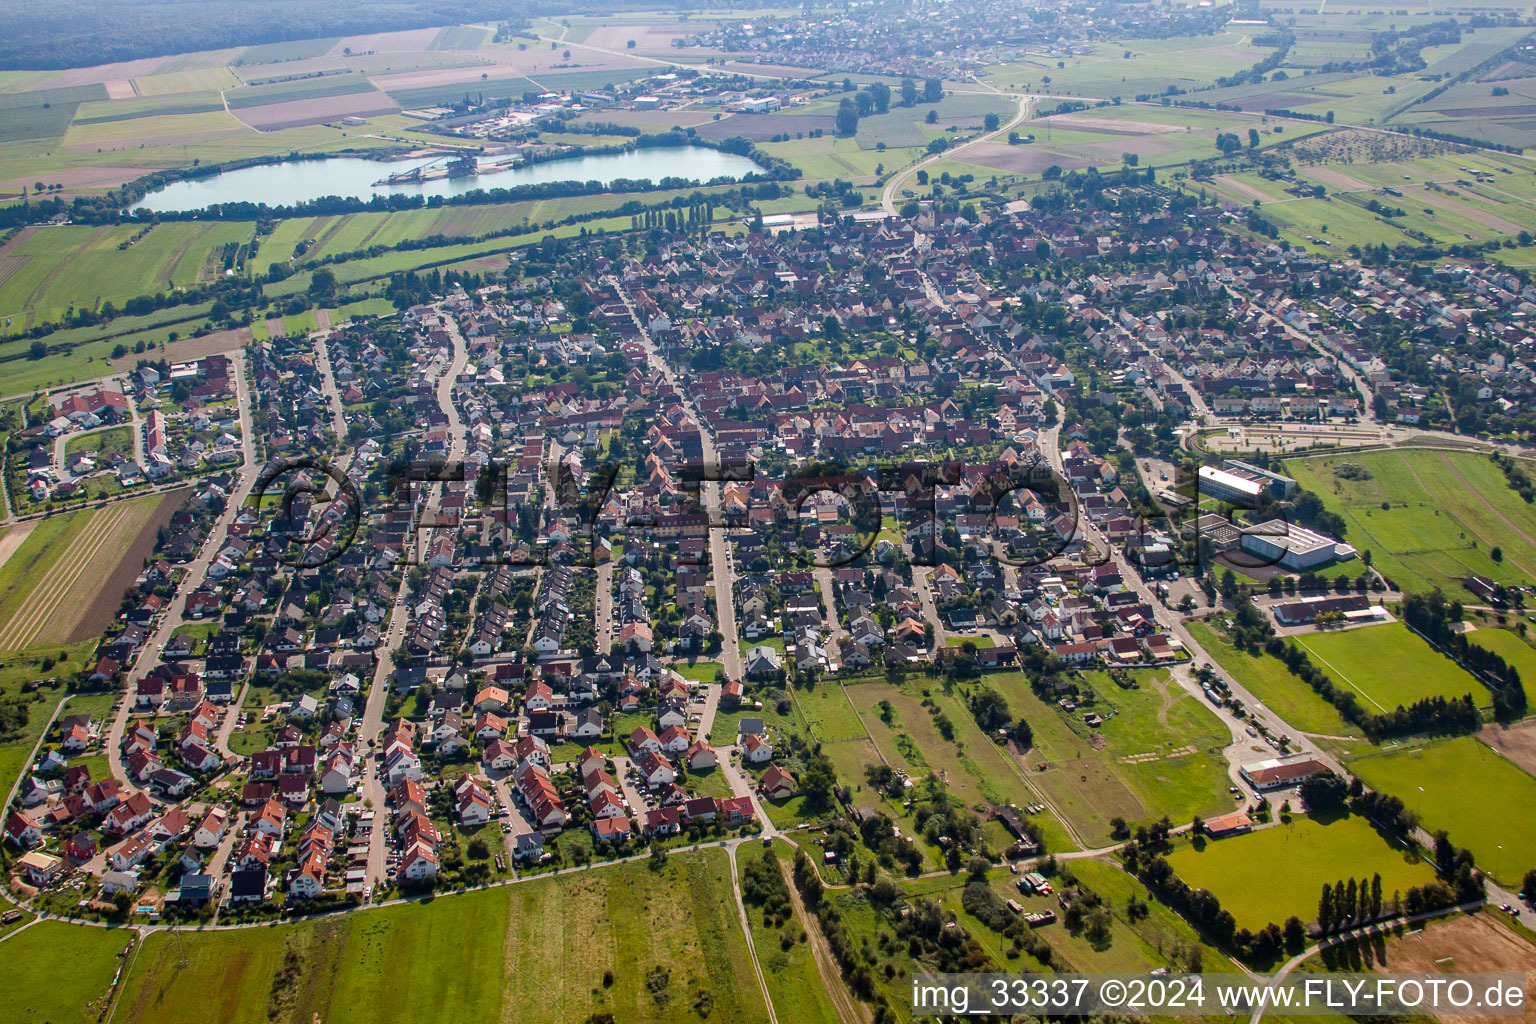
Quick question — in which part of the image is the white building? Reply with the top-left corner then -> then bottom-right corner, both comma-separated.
1239,519 -> 1355,571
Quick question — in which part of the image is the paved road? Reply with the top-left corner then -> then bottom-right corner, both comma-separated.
105,353 -> 259,796
312,331 -> 348,440
356,304 -> 469,887
695,681 -> 723,744
606,275 -> 743,679
910,565 -> 950,648
812,566 -> 847,655
881,93 -> 1032,215
489,776 -> 531,881
594,558 -> 614,656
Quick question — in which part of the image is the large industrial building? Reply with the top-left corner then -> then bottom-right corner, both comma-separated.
1239,518 -> 1356,571
1197,460 -> 1298,505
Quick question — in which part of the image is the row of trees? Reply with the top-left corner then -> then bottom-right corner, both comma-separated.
1221,588 -> 1484,740
1399,590 -> 1526,719
1317,874 -> 1385,934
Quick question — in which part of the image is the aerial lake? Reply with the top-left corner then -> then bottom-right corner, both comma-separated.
129,146 -> 766,213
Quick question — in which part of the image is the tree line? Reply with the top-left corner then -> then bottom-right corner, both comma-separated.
1399,589 -> 1526,720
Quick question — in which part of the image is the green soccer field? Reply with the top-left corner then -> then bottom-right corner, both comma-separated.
1166,813 -> 1437,931
1349,735 -> 1536,885
1291,621 -> 1486,713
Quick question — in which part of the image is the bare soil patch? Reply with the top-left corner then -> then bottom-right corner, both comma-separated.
465,44 -> 643,77
582,25 -> 649,51
1039,113 -> 1186,135
0,521 -> 38,576
1359,912 -> 1536,1024
71,487 -> 189,643
327,28 -> 440,56
1405,184 -> 1527,235
1212,174 -> 1273,204
108,327 -> 249,373
371,65 -> 520,92
961,141 -> 1093,174
1074,135 -> 1189,160
1303,165 -> 1376,193
692,113 -> 835,141
1229,92 -> 1319,111
0,167 -> 157,194
233,90 -> 400,131
0,255 -> 31,292
102,79 -> 137,100
1479,718 -> 1536,776
47,56 -> 170,89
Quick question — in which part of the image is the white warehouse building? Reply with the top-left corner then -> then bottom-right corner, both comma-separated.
1239,519 -> 1355,571
1198,465 -> 1264,505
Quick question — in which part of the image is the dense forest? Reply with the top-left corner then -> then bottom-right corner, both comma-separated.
0,0 -> 727,70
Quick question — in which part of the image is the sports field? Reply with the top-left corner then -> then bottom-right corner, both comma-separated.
1285,449 -> 1536,595
1348,735 -> 1536,885
1187,618 -> 1362,739
111,849 -> 770,1024
1165,814 -> 1437,931
1291,621 -> 1485,712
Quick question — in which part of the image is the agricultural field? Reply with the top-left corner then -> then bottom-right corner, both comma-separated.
0,510 -> 96,641
0,84 -> 109,144
1348,735 -> 1536,885
1343,910 -> 1536,984
0,491 -> 180,650
0,220 -> 255,331
0,920 -> 133,1024
1285,449 -> 1536,596
1165,813 -> 1437,931
113,848 -> 771,1024
1186,618 -> 1362,740
757,135 -> 918,182
984,33 -> 1278,100
984,669 -> 1236,848
1190,127 -> 1536,252
787,680 -> 885,804
1291,621 -> 1486,713
841,677 -> 1050,816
